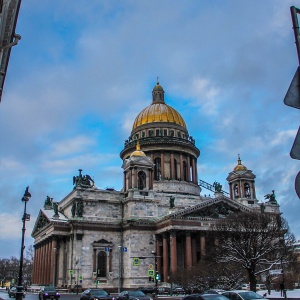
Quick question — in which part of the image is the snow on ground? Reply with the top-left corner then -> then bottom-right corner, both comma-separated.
257,289 -> 300,299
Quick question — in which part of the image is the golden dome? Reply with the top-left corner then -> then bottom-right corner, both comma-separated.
132,82 -> 186,130
234,154 -> 247,171
130,141 -> 146,157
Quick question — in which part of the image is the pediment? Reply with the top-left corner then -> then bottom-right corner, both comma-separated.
168,196 -> 251,220
31,210 -> 51,236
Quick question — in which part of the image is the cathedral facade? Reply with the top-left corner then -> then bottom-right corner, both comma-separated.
31,83 -> 280,291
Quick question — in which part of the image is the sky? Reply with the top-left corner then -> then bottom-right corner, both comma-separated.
0,0 -> 300,259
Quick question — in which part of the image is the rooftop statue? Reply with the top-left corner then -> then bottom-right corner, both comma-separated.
264,190 -> 278,205
52,201 -> 59,216
213,181 -> 222,192
73,169 -> 94,189
169,196 -> 175,208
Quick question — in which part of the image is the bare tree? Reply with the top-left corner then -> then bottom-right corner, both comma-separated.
211,212 -> 296,292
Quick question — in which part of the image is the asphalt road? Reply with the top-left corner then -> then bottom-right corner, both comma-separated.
0,292 -> 81,300
0,291 -> 181,300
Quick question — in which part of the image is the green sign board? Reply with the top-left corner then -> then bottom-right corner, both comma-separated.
133,258 -> 140,266
148,269 -> 154,277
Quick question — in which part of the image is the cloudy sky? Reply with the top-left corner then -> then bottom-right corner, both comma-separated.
0,0 -> 300,259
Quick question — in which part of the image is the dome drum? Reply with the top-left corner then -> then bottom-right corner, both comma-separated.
120,136 -> 199,159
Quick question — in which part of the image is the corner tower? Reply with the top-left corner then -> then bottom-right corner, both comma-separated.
120,82 -> 200,196
226,155 -> 258,206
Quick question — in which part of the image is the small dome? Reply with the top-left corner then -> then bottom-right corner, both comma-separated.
234,155 -> 247,171
130,141 -> 146,157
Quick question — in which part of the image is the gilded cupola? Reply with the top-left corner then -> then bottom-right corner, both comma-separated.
132,82 -> 186,130
233,154 -> 247,171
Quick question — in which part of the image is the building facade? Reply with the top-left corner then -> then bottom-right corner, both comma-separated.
31,82 -> 280,291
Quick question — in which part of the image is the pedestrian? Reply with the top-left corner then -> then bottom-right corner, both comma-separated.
280,282 -> 285,297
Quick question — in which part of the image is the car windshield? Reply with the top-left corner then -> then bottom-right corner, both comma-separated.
238,292 -> 263,300
128,291 -> 146,297
91,290 -> 108,296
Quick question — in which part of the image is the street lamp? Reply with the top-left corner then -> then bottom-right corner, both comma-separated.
16,187 -> 31,300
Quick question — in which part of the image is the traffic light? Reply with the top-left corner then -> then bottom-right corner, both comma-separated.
284,6 -> 300,198
155,272 -> 160,281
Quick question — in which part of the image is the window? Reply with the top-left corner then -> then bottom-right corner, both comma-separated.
164,129 -> 167,136
97,251 -> 107,277
183,161 -> 187,181
138,171 -> 146,190
156,129 -> 160,136
234,184 -> 239,197
244,183 -> 251,198
154,158 -> 161,180
174,158 -> 178,179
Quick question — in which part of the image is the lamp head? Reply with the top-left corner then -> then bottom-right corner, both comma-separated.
22,186 -> 31,202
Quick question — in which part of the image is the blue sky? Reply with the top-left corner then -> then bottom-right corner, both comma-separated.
0,0 -> 300,258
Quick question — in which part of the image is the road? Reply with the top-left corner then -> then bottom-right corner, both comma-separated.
0,291 -> 181,300
0,292 -> 81,300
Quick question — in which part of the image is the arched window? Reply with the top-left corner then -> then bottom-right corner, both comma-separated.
138,171 -> 146,190
97,251 -> 107,277
244,183 -> 251,198
183,161 -> 187,181
234,184 -> 239,197
174,158 -> 178,179
154,158 -> 161,180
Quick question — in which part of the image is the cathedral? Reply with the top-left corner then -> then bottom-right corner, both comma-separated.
31,82 -> 280,291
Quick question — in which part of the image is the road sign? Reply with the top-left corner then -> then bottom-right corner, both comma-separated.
69,270 -> 74,275
148,269 -> 154,277
149,264 -> 153,269
269,269 -> 283,275
284,67 -> 300,109
105,247 -> 110,252
123,247 -> 127,252
133,258 -> 140,266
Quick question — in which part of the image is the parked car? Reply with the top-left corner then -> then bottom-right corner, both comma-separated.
256,284 -> 266,291
172,287 -> 186,294
116,290 -> 153,300
157,287 -> 171,295
9,287 -> 26,298
80,288 -> 114,300
222,290 -> 267,300
182,293 -> 229,300
236,284 -> 250,291
136,287 -> 157,294
38,287 -> 60,300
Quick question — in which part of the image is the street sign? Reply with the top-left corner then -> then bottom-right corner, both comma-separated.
69,270 -> 74,275
269,269 -> 283,275
133,258 -> 140,266
123,247 -> 127,252
284,67 -> 300,109
149,264 -> 153,269
105,247 -> 110,252
148,269 -> 154,277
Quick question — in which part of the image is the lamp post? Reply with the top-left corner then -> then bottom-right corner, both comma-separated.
118,246 -> 122,294
16,187 -> 31,300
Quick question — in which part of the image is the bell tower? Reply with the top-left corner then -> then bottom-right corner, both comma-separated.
226,155 -> 258,206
